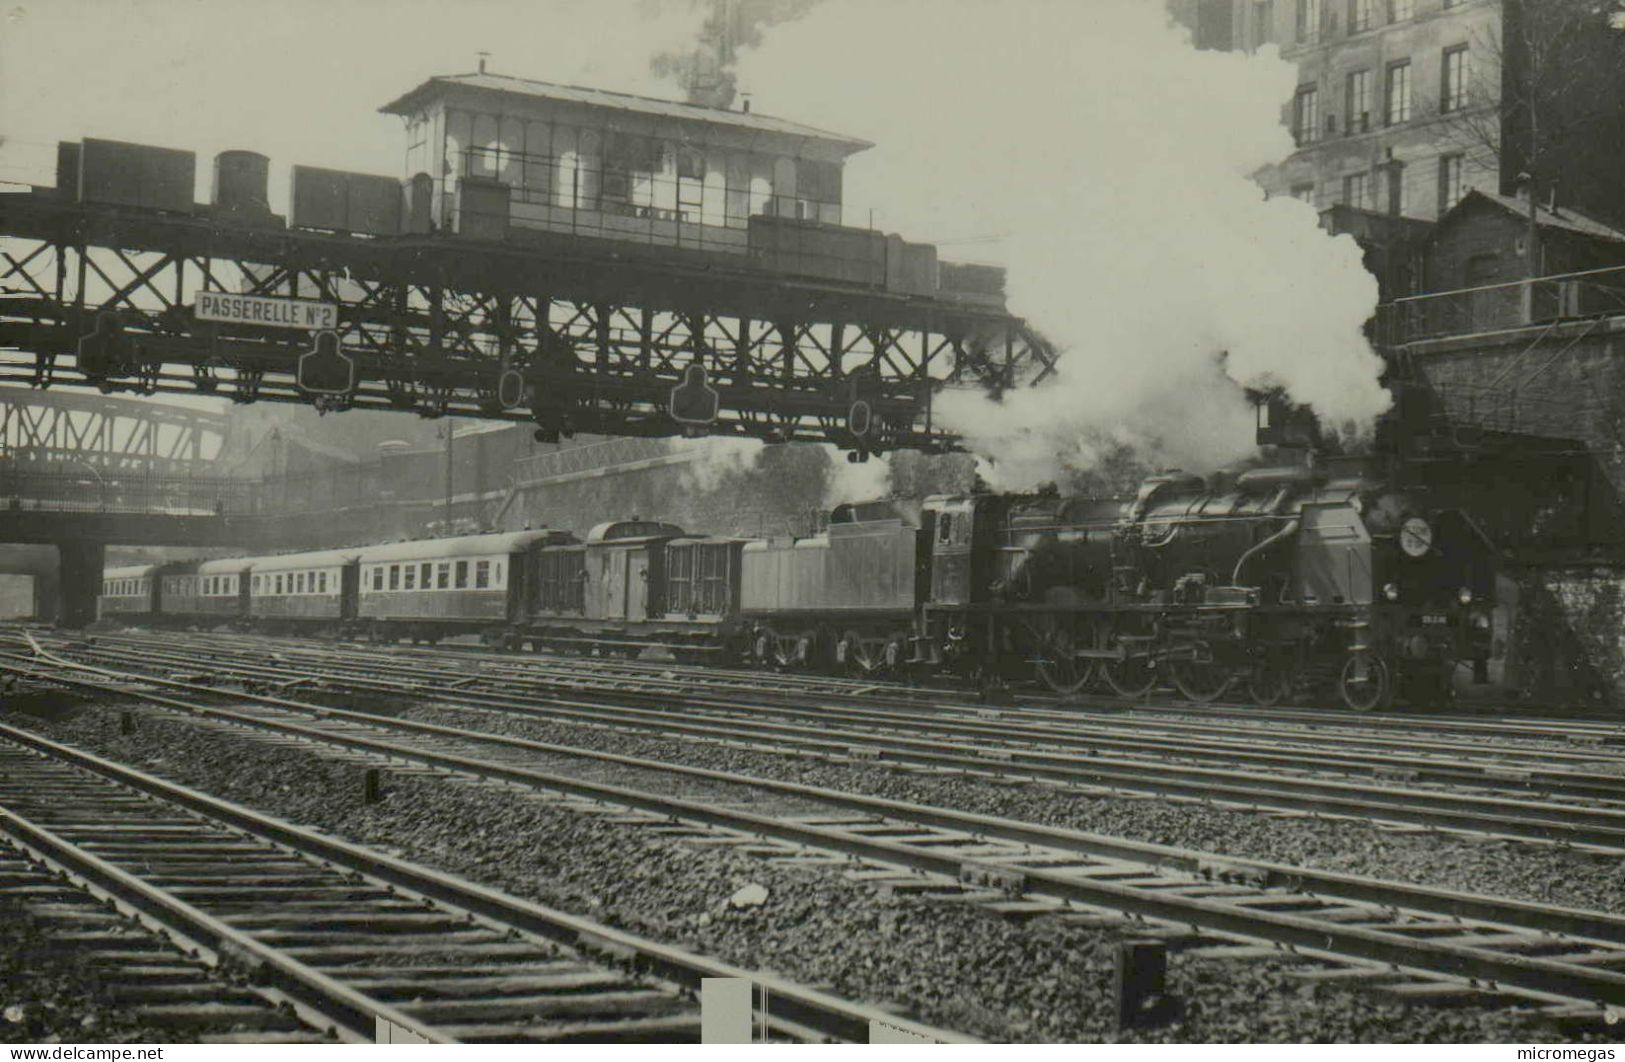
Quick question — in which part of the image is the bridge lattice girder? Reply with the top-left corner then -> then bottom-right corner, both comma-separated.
0,194 -> 1056,452
0,381 -> 228,476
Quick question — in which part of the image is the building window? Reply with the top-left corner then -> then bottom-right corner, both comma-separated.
1348,0 -> 1373,32
1252,0 -> 1274,46
1296,0 -> 1321,43
1386,161 -> 1408,216
1439,153 -> 1466,212
1385,61 -> 1411,125
1441,45 -> 1470,113
1342,171 -> 1370,209
1388,0 -> 1413,19
1345,69 -> 1371,133
1294,85 -> 1321,145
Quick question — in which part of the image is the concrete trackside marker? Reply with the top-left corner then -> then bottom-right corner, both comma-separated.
869,1019 -> 936,1044
377,1016 -> 432,1044
701,977 -> 753,1043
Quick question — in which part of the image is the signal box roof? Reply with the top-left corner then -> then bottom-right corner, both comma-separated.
380,72 -> 873,155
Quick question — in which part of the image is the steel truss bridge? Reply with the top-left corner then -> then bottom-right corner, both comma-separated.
0,192 -> 1054,453
0,384 -> 228,476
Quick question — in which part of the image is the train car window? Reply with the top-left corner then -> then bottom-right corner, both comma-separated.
420,562 -> 432,588
475,560 -> 490,589
372,566 -> 384,592
938,514 -> 954,544
318,571 -> 327,593
403,565 -> 416,591
494,562 -> 503,587
456,560 -> 469,589
272,575 -> 281,594
437,563 -> 450,589
388,565 -> 400,591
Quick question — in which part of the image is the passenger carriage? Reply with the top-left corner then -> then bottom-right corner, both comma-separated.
98,564 -> 160,623
188,558 -> 250,625
245,547 -> 361,632
356,530 -> 562,643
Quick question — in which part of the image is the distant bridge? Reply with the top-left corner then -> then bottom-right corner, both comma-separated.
0,384 -> 229,476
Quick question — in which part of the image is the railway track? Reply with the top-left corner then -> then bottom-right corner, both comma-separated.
28,632 -> 1625,850
0,720 -> 967,1044
79,626 -> 1625,758
9,641 -> 1625,1026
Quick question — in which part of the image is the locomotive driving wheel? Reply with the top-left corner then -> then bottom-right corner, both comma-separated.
1033,616 -> 1094,697
1339,654 -> 1392,712
1245,654 -> 1296,707
1170,650 -> 1236,704
1101,615 -> 1157,699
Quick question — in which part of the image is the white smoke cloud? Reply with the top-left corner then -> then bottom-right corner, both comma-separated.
673,435 -> 764,492
823,451 -> 891,508
737,0 -> 1390,489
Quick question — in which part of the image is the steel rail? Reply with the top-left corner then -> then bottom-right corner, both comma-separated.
13,643 -> 1625,1011
0,800 -> 446,1044
33,637 -> 1625,847
81,628 -> 1625,769
69,625 -> 1625,747
74,632 -> 1625,799
0,720 -> 973,1046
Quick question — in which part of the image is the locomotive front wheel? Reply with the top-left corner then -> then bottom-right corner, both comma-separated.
1339,655 -> 1392,712
1034,621 -> 1094,697
1170,659 -> 1236,704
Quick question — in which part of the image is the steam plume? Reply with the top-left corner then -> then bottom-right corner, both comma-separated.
736,0 -> 1390,488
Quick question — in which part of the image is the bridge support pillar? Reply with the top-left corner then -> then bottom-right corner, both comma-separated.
56,541 -> 104,629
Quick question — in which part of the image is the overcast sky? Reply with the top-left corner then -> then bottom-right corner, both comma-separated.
0,0 -> 700,210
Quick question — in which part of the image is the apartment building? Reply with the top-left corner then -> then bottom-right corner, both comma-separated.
1243,0 -> 1502,220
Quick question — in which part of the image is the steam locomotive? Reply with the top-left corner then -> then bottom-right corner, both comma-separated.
922,455 -> 1495,711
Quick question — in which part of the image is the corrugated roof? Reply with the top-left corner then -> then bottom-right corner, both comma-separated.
380,73 -> 873,154
356,530 -> 559,564
1449,190 -> 1625,244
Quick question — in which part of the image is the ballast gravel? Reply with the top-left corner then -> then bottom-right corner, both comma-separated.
390,701 -> 1625,916
14,701 -> 1621,1044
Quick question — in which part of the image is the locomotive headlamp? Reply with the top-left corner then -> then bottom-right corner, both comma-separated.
1382,582 -> 1400,602
1457,587 -> 1474,606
